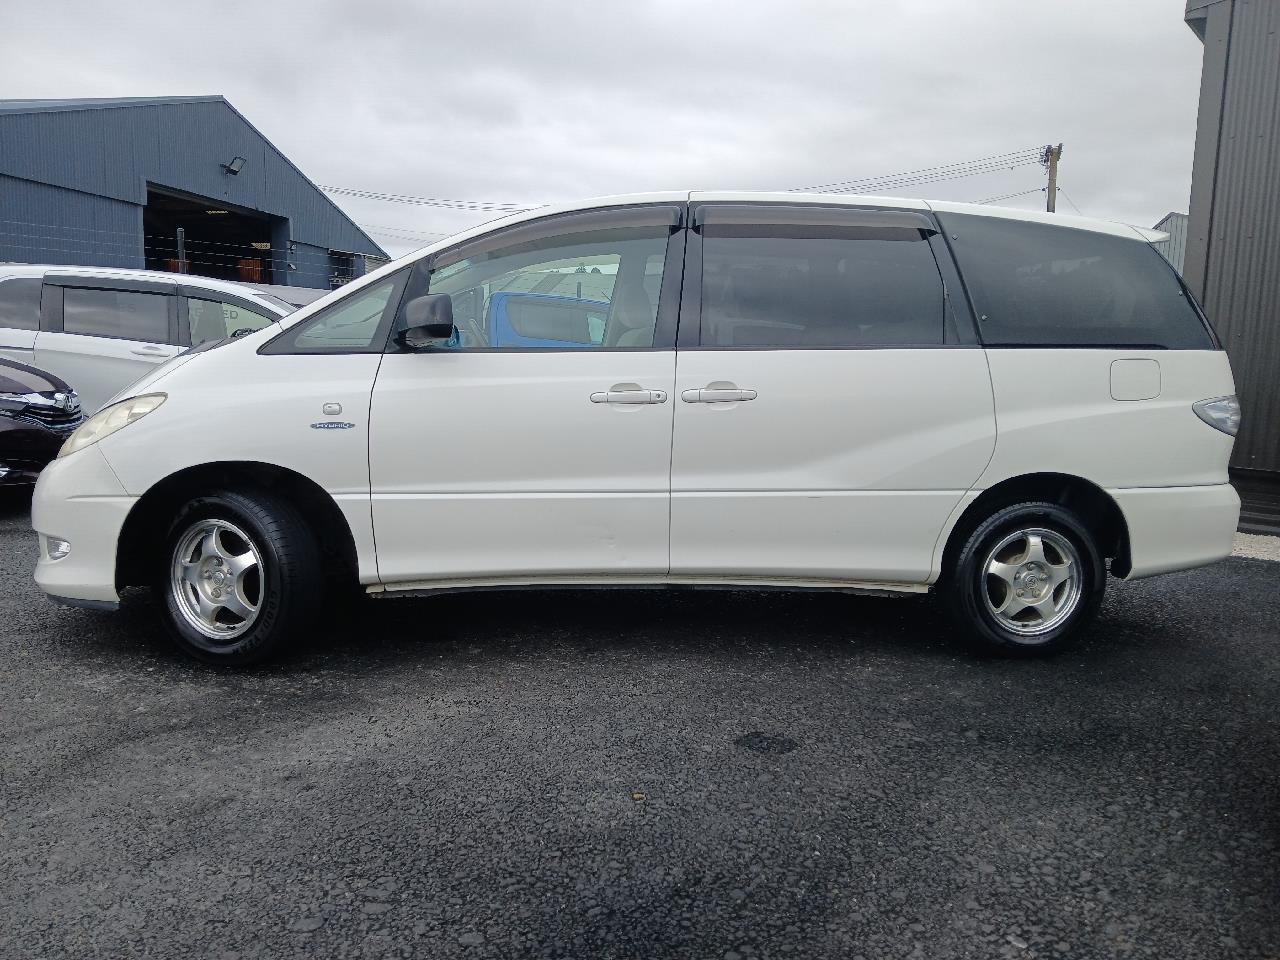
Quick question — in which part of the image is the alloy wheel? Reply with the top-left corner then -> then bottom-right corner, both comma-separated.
981,526 -> 1083,640
169,519 -> 264,642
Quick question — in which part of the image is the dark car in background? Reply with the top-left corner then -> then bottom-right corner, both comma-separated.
0,359 -> 83,484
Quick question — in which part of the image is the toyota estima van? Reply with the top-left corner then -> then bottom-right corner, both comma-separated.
31,192 -> 1241,664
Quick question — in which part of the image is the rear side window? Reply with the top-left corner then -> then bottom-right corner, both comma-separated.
62,288 -> 170,343
938,213 -> 1214,349
699,234 -> 948,348
0,278 -> 42,331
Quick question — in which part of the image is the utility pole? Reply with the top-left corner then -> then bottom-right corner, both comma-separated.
176,227 -> 188,274
1041,143 -> 1063,212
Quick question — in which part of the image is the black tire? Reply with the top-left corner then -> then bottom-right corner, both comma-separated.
943,501 -> 1105,656
158,488 -> 322,665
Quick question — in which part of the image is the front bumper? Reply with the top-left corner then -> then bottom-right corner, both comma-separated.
32,446 -> 135,605
1110,483 -> 1240,579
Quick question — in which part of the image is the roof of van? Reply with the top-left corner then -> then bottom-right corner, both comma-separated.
0,264 -> 290,314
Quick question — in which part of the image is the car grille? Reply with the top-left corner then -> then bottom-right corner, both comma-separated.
17,406 -> 84,434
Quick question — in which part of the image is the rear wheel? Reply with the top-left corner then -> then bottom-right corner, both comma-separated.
944,501 -> 1105,655
160,489 -> 321,665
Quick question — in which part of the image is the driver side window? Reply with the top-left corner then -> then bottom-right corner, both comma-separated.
422,224 -> 670,350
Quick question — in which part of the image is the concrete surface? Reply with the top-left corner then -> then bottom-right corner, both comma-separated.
1233,532 -> 1280,562
1,488 -> 1277,960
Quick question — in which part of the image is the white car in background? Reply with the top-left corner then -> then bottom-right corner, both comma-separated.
31,192 -> 1241,665
0,265 -> 291,412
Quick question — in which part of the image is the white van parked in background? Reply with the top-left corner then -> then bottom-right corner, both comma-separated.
31,192 -> 1241,664
0,265 -> 290,412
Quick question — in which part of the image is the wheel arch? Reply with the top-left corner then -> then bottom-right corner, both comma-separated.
115,461 -> 361,590
938,473 -> 1132,581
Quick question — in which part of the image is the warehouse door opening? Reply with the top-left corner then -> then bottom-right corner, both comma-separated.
143,187 -> 278,283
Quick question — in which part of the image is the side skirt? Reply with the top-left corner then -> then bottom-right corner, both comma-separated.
366,576 -> 928,600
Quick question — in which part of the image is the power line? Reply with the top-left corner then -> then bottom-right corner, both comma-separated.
324,148 -> 1048,214
791,148 -> 1043,194
816,159 -> 1044,196
976,187 -> 1045,205
1057,187 -> 1084,215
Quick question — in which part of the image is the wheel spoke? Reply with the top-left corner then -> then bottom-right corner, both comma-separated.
179,561 -> 202,585
987,560 -> 1021,587
1029,591 -> 1059,621
199,529 -> 230,562
997,592 -> 1029,619
194,589 -> 222,626
226,550 -> 257,578
1023,533 -> 1048,567
1046,559 -> 1073,589
222,590 -> 257,622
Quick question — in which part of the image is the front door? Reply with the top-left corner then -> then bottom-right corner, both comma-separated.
368,203 -> 686,586
669,200 -> 996,585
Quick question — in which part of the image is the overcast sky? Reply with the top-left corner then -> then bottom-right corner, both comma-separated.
0,0 -> 1206,257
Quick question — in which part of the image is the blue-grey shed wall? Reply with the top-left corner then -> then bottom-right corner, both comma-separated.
0,173 -> 142,268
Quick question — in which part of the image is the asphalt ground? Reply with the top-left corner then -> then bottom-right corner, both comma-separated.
1,487 -> 1277,960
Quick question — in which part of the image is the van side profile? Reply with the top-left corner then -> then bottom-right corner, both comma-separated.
31,192 -> 1240,664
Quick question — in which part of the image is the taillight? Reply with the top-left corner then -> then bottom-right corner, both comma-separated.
1193,395 -> 1241,436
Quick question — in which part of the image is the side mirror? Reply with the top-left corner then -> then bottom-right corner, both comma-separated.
396,294 -> 456,350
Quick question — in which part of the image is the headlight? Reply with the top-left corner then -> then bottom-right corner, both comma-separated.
58,393 -> 166,459
1192,395 -> 1241,437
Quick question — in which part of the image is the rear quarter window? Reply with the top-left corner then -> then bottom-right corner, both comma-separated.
937,213 -> 1215,349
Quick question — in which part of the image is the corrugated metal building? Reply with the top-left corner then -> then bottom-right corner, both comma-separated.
1151,211 -> 1189,275
1184,0 -> 1280,531
0,96 -> 387,289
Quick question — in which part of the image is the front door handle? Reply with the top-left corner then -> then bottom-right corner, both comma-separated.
589,385 -> 668,404
131,345 -> 170,357
680,385 -> 758,403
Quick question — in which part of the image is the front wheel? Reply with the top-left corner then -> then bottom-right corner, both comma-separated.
944,501 -> 1105,656
160,489 -> 322,665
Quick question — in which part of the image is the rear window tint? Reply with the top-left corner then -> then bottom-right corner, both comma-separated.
938,213 -> 1214,349
63,287 -> 170,343
0,278 -> 41,331
700,234 -> 949,348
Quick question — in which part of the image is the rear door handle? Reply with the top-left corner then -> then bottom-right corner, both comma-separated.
680,386 -> 758,403
589,386 -> 668,404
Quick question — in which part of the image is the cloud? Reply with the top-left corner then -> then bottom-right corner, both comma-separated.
0,0 -> 1205,255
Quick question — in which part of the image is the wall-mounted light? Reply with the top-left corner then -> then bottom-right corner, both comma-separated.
221,156 -> 247,176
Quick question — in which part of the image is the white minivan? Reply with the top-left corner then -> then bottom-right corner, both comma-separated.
31,192 -> 1241,664
0,265 -> 290,412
